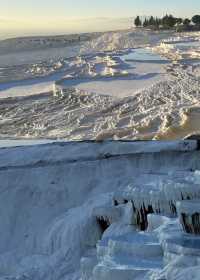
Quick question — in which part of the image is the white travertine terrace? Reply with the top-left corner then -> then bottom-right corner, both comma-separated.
0,140 -> 200,279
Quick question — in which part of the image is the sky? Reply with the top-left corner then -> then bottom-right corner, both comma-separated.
0,0 -> 200,38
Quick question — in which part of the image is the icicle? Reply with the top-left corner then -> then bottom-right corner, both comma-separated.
177,200 -> 200,235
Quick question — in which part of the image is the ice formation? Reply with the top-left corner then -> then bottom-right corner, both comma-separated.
177,200 -> 200,234
112,173 -> 200,231
0,140 -> 200,279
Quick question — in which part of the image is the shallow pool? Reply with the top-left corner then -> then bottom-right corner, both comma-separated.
0,139 -> 60,148
121,48 -> 168,62
174,41 -> 200,48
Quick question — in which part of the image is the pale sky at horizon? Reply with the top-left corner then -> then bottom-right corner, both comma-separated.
0,0 -> 200,38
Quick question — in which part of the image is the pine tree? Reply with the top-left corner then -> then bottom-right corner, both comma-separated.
143,18 -> 149,28
134,16 -> 142,27
149,16 -> 155,26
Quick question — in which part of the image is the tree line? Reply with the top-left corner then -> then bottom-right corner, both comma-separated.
134,14 -> 200,31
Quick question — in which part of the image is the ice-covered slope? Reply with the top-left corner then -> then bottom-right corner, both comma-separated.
0,140 -> 200,280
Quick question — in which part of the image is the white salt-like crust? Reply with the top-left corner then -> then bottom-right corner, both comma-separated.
1,29 -> 200,279
114,171 -> 200,217
0,31 -> 200,141
0,141 -> 200,279
177,200 -> 200,215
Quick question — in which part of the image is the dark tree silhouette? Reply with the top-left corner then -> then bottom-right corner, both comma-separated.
149,16 -> 155,26
138,14 -> 200,31
192,15 -> 200,25
183,18 -> 191,26
162,15 -> 177,28
134,16 -> 142,27
176,18 -> 183,25
143,18 -> 149,27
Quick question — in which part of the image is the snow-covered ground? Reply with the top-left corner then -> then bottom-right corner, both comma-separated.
0,140 -> 200,280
